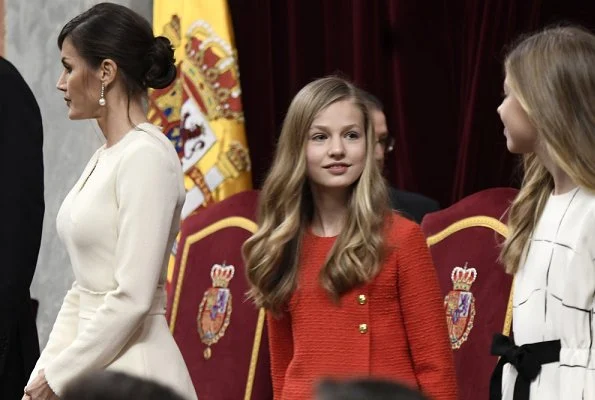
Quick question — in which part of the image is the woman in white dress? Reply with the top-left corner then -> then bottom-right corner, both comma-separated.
491,26 -> 595,400
23,3 -> 197,400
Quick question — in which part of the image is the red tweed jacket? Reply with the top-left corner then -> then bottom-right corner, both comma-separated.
268,213 -> 458,400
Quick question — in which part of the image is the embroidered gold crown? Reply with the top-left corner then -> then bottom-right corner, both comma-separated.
450,263 -> 477,291
161,14 -> 181,49
210,264 -> 235,288
183,20 -> 244,122
227,141 -> 251,171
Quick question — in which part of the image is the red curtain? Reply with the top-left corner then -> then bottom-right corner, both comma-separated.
229,0 -> 595,207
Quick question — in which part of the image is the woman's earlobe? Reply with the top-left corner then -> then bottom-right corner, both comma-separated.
100,59 -> 118,85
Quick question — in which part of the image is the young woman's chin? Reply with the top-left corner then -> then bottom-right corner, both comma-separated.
506,139 -> 532,155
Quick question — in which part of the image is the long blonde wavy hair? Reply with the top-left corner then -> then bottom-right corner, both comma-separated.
501,26 -> 595,274
243,76 -> 390,313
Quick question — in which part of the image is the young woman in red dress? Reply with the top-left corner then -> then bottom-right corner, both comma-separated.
244,76 -> 457,400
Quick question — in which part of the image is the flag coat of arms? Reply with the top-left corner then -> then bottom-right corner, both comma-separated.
149,0 -> 252,290
150,0 -> 251,220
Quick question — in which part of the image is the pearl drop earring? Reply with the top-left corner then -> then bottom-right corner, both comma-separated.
99,82 -> 106,106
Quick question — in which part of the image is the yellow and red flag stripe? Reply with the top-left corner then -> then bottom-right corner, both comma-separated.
149,0 -> 251,294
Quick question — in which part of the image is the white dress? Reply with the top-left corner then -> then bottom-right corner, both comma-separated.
502,187 -> 595,399
28,123 -> 197,399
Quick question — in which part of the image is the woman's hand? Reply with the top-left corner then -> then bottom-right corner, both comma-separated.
24,370 -> 59,400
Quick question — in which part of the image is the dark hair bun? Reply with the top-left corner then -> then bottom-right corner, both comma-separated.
144,36 -> 177,89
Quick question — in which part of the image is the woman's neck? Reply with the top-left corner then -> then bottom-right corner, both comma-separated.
309,186 -> 350,237
97,96 -> 148,148
536,146 -> 577,195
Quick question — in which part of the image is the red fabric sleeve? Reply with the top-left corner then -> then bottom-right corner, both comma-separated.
267,310 -> 294,399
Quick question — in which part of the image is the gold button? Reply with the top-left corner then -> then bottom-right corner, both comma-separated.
358,294 -> 367,305
359,323 -> 368,334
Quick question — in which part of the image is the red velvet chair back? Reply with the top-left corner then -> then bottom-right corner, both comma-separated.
167,190 -> 272,400
421,187 -> 518,400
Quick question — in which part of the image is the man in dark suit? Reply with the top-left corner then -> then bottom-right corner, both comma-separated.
0,57 -> 44,399
359,89 -> 439,223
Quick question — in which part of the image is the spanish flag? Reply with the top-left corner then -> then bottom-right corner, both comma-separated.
149,0 -> 251,294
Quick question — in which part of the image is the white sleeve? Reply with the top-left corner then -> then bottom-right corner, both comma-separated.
559,210 -> 595,399
43,143 -> 181,396
28,283 -> 80,383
